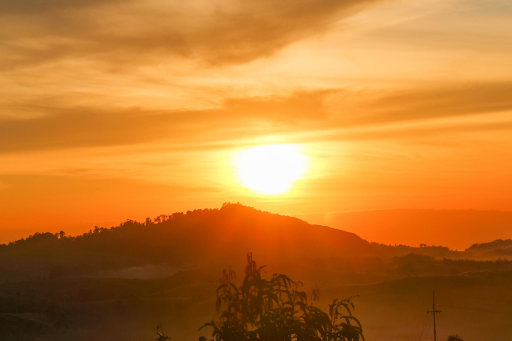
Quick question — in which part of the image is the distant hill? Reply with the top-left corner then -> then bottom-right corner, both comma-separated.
0,203 -> 376,281
465,239 -> 512,259
295,209 -> 512,250
4,203 -> 509,282
467,239 -> 512,252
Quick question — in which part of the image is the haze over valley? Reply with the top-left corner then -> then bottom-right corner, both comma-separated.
2,204 -> 512,341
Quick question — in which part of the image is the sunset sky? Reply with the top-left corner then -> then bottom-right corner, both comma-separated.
1,0 -> 512,243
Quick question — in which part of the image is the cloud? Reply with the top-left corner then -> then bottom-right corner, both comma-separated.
0,0 -> 384,69
0,91 -> 328,153
323,120 -> 512,143
1,82 -> 512,154
0,0 -> 121,13
359,82 -> 512,123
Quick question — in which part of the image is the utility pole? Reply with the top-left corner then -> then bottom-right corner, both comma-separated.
427,291 -> 441,341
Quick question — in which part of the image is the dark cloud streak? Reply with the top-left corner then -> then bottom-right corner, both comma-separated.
0,0 -> 122,14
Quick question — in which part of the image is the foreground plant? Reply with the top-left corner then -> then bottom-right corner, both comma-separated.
156,324 -> 171,341
199,253 -> 364,341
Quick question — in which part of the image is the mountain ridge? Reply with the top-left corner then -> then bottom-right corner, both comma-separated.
2,203 -> 510,282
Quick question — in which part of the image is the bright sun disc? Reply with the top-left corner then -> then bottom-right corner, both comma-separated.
234,144 -> 308,195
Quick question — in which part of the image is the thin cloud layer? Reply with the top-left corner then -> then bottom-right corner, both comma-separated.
331,82 -> 512,126
2,82 -> 512,154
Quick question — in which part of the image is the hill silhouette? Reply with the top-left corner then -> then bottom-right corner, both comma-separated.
465,239 -> 512,259
0,203 -> 374,281
3,203 -> 510,283
466,239 -> 512,253
4,203 -> 511,283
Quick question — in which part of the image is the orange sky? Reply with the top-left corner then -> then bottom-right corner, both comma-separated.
1,0 -> 512,244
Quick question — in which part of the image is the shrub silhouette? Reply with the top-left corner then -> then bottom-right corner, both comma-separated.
447,335 -> 463,341
199,253 -> 364,341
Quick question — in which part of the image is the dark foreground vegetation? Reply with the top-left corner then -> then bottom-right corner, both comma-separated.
1,203 -> 512,341
199,253 -> 363,341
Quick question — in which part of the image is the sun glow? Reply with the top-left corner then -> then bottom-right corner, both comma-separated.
234,144 -> 309,195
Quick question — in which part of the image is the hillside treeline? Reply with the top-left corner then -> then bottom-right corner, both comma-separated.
1,203 -> 508,282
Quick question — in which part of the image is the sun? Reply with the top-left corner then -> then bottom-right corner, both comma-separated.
233,144 -> 308,195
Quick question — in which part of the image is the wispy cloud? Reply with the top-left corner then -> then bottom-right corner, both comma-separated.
343,82 -> 512,124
